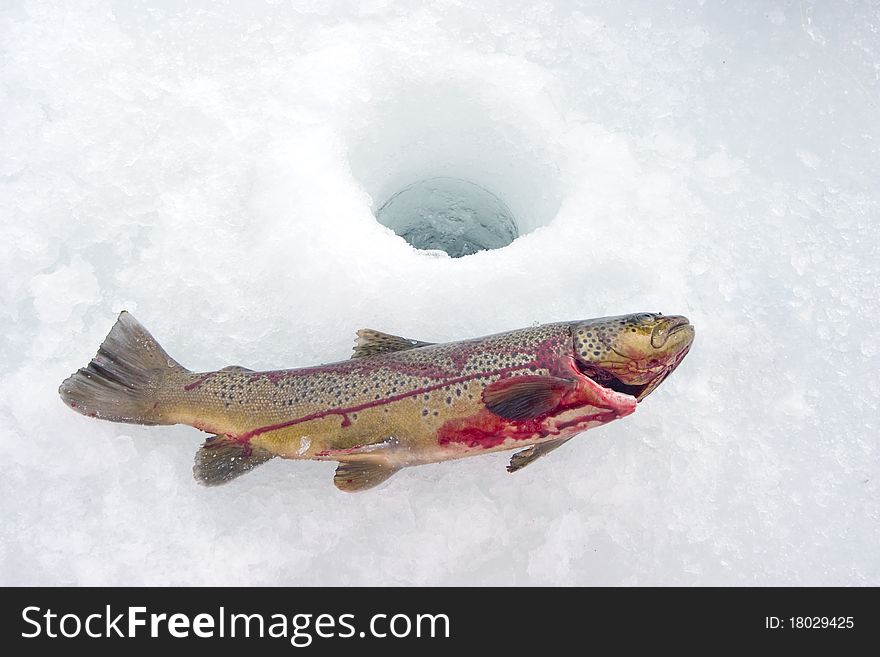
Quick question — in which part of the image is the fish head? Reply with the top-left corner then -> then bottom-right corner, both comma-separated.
571,313 -> 695,402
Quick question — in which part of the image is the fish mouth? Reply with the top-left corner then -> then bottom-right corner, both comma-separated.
669,317 -> 692,335
574,361 -> 653,401
651,315 -> 692,349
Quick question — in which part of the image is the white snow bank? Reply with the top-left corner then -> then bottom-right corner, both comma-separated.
1,0 -> 878,585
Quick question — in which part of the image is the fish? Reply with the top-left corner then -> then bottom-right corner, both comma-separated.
58,311 -> 694,492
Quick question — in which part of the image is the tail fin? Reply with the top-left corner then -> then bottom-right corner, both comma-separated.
59,311 -> 189,425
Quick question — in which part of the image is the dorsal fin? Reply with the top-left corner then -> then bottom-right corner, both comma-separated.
351,329 -> 434,359
193,435 -> 275,486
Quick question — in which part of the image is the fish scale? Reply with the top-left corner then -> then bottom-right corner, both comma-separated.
168,322 -> 569,439
59,312 -> 694,492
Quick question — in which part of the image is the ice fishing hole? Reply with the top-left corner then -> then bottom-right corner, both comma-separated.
376,177 -> 519,258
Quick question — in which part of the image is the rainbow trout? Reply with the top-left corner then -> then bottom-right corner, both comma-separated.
59,312 -> 694,492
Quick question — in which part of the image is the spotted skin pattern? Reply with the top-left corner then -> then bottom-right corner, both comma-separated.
61,312 -> 694,486
160,322 -> 617,466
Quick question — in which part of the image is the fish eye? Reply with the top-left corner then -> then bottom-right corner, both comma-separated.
634,313 -> 654,323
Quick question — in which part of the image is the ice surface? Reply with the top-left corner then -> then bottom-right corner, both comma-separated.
2,1 -> 879,585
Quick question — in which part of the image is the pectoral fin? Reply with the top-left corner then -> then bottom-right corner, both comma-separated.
334,461 -> 400,492
352,329 -> 434,358
193,435 -> 275,486
507,437 -> 572,473
482,376 -> 575,421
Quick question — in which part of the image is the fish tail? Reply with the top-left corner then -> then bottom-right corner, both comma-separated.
59,311 -> 189,425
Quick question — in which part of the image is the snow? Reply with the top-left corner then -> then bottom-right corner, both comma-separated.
2,0 -> 878,585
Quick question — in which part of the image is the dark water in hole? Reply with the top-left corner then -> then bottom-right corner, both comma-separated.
376,177 -> 519,257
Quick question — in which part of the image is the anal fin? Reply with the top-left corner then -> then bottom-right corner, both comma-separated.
219,365 -> 254,373
194,435 -> 275,486
507,437 -> 572,473
334,461 -> 400,492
